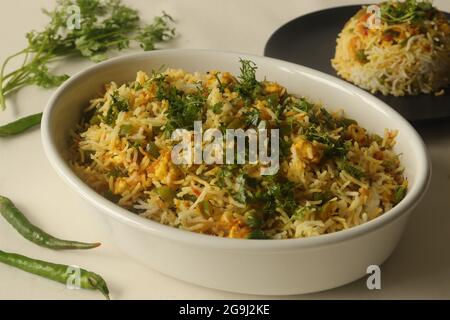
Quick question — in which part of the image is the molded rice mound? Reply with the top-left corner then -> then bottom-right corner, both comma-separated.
332,2 -> 450,96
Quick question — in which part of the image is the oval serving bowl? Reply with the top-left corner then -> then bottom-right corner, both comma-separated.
41,49 -> 430,295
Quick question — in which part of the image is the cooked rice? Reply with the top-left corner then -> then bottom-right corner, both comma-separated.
332,1 -> 450,96
69,65 -> 407,239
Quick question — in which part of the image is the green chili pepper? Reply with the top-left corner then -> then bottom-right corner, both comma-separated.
198,200 -> 211,217
0,249 -> 110,299
155,186 -> 175,203
147,142 -> 160,158
119,124 -> 133,136
0,112 -> 42,137
0,195 -> 100,250
394,186 -> 407,204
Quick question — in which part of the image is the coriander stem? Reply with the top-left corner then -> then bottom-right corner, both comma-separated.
4,78 -> 29,96
1,49 -> 34,82
1,50 -> 58,99
3,68 -> 33,95
0,49 -> 28,110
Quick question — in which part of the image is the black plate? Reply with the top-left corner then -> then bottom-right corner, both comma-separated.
264,5 -> 450,123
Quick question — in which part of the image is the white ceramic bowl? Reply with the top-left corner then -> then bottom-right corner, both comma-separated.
41,49 -> 430,295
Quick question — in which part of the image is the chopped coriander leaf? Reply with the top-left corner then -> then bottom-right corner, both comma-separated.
279,137 -> 293,157
274,104 -> 286,121
233,173 -> 250,204
291,206 -> 308,220
290,97 -> 313,113
253,176 -> 298,217
212,102 -> 223,114
244,108 -> 260,127
214,73 -> 226,93
312,191 -> 334,203
217,166 -> 234,187
111,92 -> 129,112
107,168 -> 126,178
279,121 -> 293,136
236,59 -> 260,99
319,108 -> 335,129
137,12 -> 175,51
156,77 -> 206,134
338,160 -> 365,180
89,114 -> 102,126
281,196 -> 298,216
298,98 -> 314,113
305,126 -> 347,158
356,49 -> 369,64
266,94 -> 280,109
30,65 -> 69,89
102,91 -> 129,126
380,0 -> 435,25
244,210 -> 263,229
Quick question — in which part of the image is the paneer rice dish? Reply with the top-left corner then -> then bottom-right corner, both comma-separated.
332,0 -> 450,96
69,59 -> 407,239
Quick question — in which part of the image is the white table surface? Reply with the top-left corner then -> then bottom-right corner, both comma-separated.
1,0 -> 449,300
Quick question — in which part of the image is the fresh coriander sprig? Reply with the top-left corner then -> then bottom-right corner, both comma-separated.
236,59 -> 260,98
0,0 -> 175,132
380,0 -> 435,25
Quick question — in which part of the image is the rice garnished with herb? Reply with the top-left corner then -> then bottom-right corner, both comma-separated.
69,60 -> 407,239
332,0 -> 450,96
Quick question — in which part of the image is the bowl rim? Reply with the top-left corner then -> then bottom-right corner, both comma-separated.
41,49 -> 431,251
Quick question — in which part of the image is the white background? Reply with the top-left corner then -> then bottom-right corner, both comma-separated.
0,0 -> 449,299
